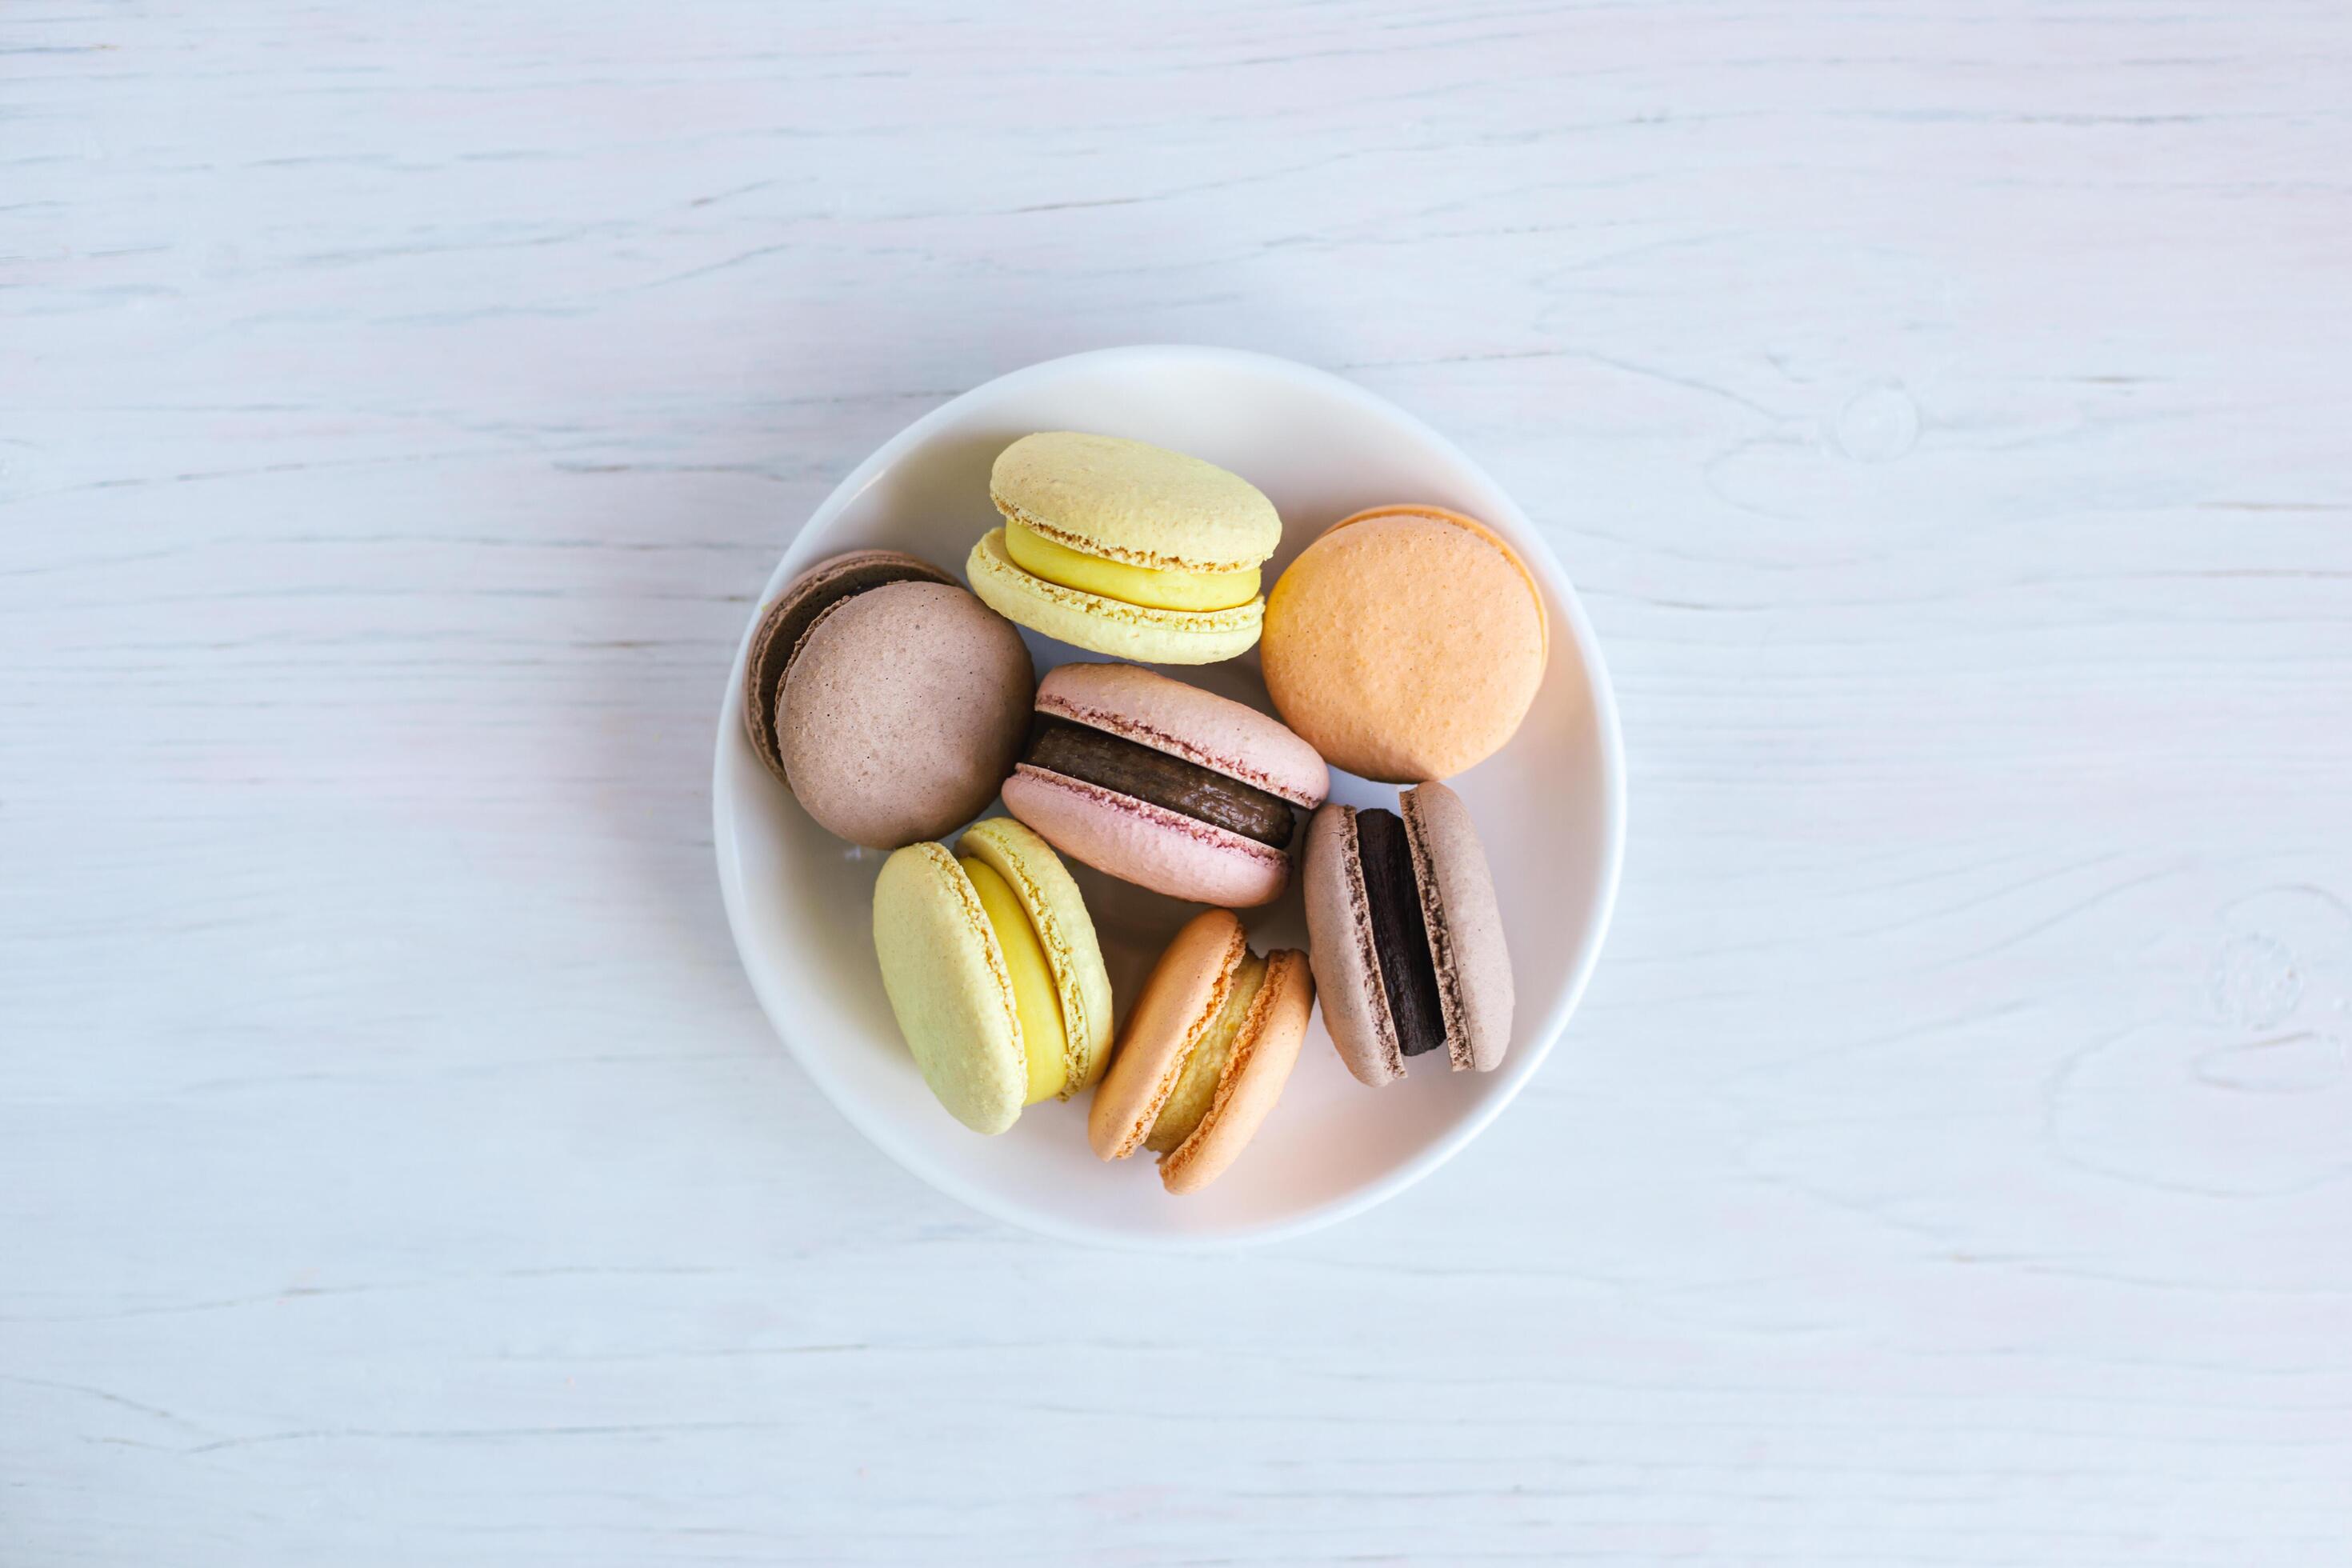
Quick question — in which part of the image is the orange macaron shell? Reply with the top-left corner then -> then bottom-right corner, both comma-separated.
1260,506 -> 1547,783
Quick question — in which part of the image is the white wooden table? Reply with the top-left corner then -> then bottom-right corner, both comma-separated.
6,5 -> 2349,1562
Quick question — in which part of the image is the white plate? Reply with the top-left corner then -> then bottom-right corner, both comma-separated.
713,346 -> 1624,1246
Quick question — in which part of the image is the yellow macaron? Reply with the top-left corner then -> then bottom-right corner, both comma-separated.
871,818 -> 1115,1134
967,431 -> 1282,664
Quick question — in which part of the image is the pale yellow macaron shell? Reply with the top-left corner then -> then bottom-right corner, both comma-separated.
990,430 -> 1282,574
967,529 -> 1263,666
871,841 -> 1027,1134
958,816 -> 1116,1095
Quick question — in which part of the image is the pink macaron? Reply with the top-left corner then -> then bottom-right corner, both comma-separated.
1002,662 -> 1330,907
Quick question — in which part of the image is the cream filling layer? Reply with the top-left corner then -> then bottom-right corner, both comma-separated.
959,856 -> 1068,1105
1005,521 -> 1259,613
1143,952 -> 1267,1154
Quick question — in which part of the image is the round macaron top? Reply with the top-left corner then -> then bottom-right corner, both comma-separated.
871,840 -> 1027,1134
778,579 -> 1033,850
1262,505 -> 1547,783
957,816 -> 1115,1097
1035,662 -> 1330,808
990,431 -> 1282,574
742,549 -> 958,778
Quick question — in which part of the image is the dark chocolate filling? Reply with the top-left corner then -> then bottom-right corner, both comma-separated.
1024,718 -> 1295,849
1354,807 -> 1446,1058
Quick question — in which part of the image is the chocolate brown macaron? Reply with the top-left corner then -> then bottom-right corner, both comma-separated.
743,550 -> 1034,850
743,550 -> 956,776
1301,782 -> 1513,1086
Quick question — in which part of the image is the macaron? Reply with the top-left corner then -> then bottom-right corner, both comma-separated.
742,550 -> 956,778
1261,505 -> 1548,782
967,432 -> 1282,665
871,818 -> 1116,1134
1301,781 -> 1513,1087
1088,909 -> 1314,1194
746,551 -> 1034,850
1002,662 -> 1330,908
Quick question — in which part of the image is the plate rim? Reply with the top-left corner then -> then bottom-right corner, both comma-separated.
710,343 -> 1626,1250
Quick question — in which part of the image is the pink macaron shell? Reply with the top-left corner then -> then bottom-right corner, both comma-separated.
1036,662 -> 1330,808
1002,766 -> 1290,908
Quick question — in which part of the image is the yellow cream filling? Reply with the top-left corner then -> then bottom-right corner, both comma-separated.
1144,953 -> 1266,1154
960,857 -> 1067,1105
1004,521 -> 1259,613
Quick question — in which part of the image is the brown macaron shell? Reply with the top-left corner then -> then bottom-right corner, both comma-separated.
1302,803 -> 1404,1086
742,550 -> 958,778
778,579 -> 1034,850
1401,781 -> 1513,1071
1301,782 -> 1514,1087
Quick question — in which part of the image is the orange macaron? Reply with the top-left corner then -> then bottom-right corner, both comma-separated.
1259,505 -> 1547,783
1087,909 -> 1314,1194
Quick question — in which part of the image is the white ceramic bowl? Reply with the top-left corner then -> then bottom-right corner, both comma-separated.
714,346 -> 1623,1246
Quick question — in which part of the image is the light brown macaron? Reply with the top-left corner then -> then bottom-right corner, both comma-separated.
768,570 -> 1034,850
1087,909 -> 1314,1194
1301,781 -> 1513,1087
1261,506 -> 1547,782
742,550 -> 958,778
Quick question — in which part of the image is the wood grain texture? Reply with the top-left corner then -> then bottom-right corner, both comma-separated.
5,2 -> 2350,1562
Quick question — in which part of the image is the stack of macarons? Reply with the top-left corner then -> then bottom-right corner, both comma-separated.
742,426 -> 1551,1195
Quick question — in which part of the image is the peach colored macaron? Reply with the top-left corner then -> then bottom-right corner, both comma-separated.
1260,506 -> 1547,783
1087,908 -> 1314,1194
